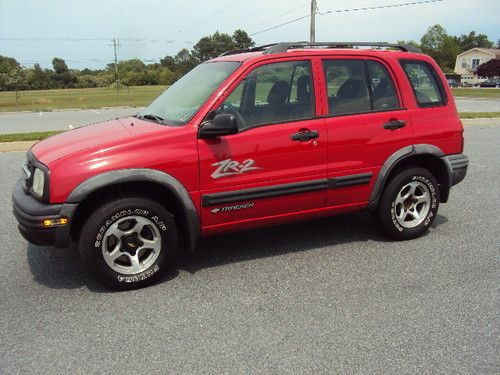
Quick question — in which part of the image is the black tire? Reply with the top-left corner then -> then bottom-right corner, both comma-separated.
79,197 -> 178,290
373,167 -> 440,240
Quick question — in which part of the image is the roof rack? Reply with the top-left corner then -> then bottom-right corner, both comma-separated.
264,42 -> 421,54
219,41 -> 421,57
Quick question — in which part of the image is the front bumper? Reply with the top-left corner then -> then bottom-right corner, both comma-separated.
12,180 -> 77,247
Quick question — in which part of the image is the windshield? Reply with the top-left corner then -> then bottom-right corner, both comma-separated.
139,61 -> 241,126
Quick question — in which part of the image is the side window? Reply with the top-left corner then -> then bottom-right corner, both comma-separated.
215,60 -> 314,130
401,60 -> 446,107
323,60 -> 370,115
367,61 -> 400,111
224,82 -> 243,109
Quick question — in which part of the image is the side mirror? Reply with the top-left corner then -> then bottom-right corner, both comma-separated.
198,113 -> 238,139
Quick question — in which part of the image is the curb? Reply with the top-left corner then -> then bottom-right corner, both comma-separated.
0,141 -> 37,153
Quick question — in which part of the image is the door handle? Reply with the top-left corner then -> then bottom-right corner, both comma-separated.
383,119 -> 406,130
291,130 -> 319,141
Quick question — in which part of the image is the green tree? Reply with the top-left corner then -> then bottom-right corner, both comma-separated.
51,57 -> 77,87
3,67 -> 29,91
0,56 -> 22,90
420,24 -> 461,72
75,75 -> 100,88
174,48 -> 198,75
0,55 -> 20,74
453,31 -> 494,51
233,29 -> 254,50
160,55 -> 176,71
117,59 -> 146,76
52,57 -> 69,74
192,31 -> 236,62
27,64 -> 51,90
158,67 -> 176,85
396,40 -> 421,50
420,25 -> 448,51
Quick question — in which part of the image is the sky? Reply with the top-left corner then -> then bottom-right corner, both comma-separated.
0,0 -> 499,69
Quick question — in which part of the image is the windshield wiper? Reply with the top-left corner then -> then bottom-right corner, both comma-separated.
136,113 -> 166,124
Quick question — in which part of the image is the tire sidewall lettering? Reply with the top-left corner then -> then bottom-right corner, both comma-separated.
117,265 -> 160,283
94,208 -> 167,248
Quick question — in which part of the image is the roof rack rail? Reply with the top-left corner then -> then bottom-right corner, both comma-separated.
219,44 -> 277,57
263,42 -> 421,54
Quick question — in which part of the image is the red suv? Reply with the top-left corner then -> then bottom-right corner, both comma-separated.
13,42 -> 468,289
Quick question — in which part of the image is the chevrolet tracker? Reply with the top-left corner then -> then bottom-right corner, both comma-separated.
12,42 -> 469,290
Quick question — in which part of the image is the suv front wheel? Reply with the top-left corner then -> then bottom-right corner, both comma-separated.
373,167 -> 440,240
79,197 -> 178,290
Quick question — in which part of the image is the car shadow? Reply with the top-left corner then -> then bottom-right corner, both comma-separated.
26,212 -> 448,292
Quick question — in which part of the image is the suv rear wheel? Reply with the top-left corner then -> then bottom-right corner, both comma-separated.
79,197 -> 178,290
373,167 -> 440,240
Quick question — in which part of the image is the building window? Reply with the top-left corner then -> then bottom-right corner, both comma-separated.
461,58 -> 467,68
472,58 -> 480,70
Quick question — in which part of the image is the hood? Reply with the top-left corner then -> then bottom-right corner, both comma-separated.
31,117 -> 169,166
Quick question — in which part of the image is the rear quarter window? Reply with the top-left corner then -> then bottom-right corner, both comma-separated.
400,60 -> 447,108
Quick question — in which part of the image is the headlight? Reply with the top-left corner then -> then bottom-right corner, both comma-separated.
32,168 -> 45,197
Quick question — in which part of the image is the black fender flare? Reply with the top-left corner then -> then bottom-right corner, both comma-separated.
368,144 -> 451,208
66,169 -> 200,252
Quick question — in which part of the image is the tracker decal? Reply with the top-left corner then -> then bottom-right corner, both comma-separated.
210,202 -> 255,214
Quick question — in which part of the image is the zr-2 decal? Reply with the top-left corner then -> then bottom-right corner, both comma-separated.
211,158 -> 261,179
210,202 -> 255,214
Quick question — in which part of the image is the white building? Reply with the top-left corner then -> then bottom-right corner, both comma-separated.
454,48 -> 500,85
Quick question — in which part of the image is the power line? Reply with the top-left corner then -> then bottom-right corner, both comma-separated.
319,0 -> 444,15
250,0 -> 444,36
246,3 -> 310,29
0,37 -> 180,43
250,14 -> 312,36
176,0 -> 247,35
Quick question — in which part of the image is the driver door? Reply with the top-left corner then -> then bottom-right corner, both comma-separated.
198,58 -> 328,229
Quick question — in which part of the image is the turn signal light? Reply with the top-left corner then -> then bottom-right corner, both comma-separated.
42,218 -> 68,227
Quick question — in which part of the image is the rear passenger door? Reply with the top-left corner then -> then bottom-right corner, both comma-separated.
321,57 -> 414,206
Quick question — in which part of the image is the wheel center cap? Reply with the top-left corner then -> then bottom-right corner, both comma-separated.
403,197 -> 413,210
121,233 -> 143,255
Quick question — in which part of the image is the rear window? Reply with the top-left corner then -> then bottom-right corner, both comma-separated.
401,60 -> 446,107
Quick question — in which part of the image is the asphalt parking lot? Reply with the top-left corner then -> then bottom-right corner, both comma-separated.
0,125 -> 498,374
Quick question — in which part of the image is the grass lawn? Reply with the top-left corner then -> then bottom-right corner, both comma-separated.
0,86 -> 167,112
451,88 -> 500,99
459,112 -> 500,119
0,130 -> 62,143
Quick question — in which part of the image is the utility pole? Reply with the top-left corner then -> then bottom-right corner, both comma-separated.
310,0 -> 317,43
110,37 -> 120,91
